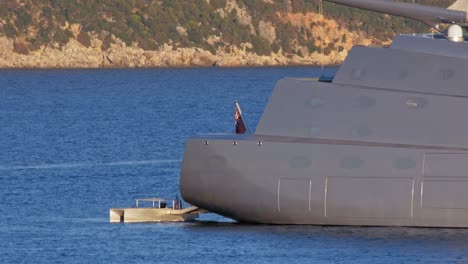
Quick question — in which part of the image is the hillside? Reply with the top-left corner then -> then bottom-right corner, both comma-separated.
0,0 -> 456,68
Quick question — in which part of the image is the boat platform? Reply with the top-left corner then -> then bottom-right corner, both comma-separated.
110,198 -> 207,223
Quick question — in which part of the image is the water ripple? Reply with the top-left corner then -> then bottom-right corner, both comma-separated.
0,159 -> 181,170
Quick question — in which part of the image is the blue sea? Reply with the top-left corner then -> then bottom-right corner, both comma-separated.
1,67 -> 468,263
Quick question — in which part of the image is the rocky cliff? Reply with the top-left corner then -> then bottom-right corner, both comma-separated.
0,15 -> 373,68
0,0 -> 451,68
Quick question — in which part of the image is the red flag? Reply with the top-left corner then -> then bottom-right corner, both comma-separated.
235,100 -> 248,134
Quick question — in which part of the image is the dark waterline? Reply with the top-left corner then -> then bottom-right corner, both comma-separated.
1,67 -> 468,264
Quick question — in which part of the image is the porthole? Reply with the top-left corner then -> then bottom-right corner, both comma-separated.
356,96 -> 376,109
393,157 -> 416,170
351,125 -> 372,137
307,126 -> 321,137
351,68 -> 366,81
289,156 -> 312,169
397,70 -> 408,80
340,156 -> 363,169
305,97 -> 325,109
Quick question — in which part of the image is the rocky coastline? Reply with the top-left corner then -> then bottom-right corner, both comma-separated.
0,36 -> 348,69
0,9 -> 378,69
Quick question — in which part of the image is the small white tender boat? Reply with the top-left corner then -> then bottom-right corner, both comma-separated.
110,197 -> 206,223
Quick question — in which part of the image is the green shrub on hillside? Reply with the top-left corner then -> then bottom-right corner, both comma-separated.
4,22 -> 18,38
250,35 -> 271,56
15,8 -> 32,31
53,29 -> 72,46
77,31 -> 91,47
